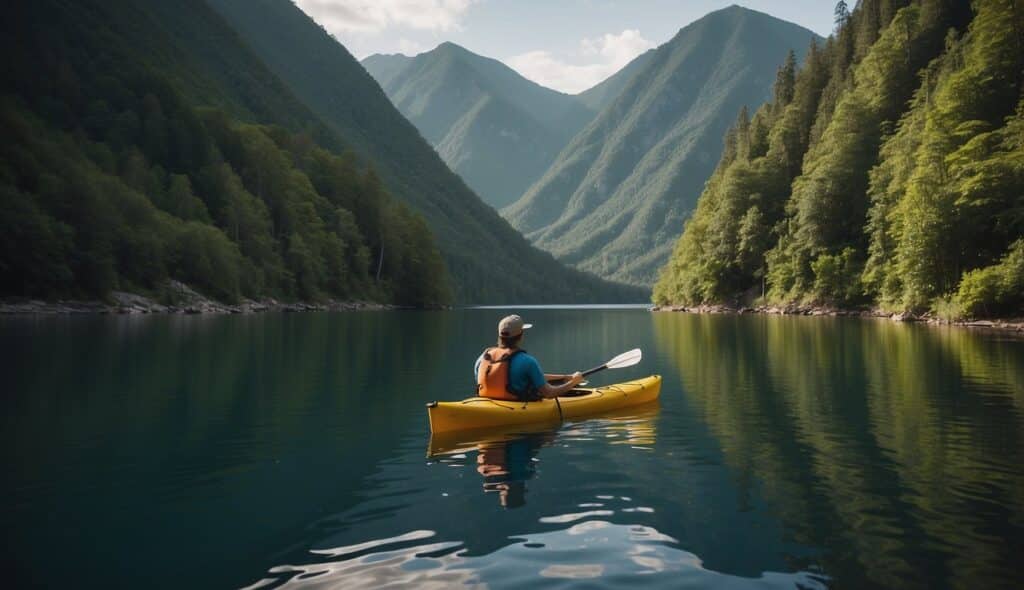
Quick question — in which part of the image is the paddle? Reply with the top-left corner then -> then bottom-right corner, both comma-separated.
550,348 -> 642,385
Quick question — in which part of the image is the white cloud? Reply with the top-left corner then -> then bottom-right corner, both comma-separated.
506,29 -> 655,94
294,0 -> 476,34
580,29 -> 654,66
506,51 -> 610,94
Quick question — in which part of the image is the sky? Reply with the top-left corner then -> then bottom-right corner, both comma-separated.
293,0 -> 834,94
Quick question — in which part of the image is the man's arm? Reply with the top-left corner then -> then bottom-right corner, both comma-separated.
538,372 -> 584,399
523,357 -> 582,399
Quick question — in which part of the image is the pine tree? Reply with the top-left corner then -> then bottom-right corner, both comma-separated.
772,50 -> 798,117
888,0 -> 1024,311
766,1 -> 956,305
735,106 -> 751,161
656,0 -> 985,310
835,0 -> 851,33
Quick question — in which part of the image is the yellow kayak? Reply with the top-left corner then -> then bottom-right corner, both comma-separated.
426,375 -> 662,434
427,403 -> 661,456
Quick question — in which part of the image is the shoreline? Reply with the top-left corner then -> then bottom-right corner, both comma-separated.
0,281 -> 397,316
649,304 -> 1024,333
0,297 -> 396,316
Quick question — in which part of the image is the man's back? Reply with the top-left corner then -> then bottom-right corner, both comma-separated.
474,348 -> 546,399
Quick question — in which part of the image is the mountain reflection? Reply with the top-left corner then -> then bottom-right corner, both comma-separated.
653,313 -> 1024,589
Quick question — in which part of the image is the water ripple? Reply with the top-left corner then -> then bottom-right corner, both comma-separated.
246,522 -> 828,590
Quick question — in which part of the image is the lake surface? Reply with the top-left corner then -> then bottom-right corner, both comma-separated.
3,309 -> 1023,589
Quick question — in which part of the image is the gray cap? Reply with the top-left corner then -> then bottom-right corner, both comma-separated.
498,314 -> 533,337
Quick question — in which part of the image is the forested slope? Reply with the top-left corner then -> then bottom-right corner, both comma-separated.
654,0 -> 1022,320
575,49 -> 657,112
207,0 -> 644,303
503,6 -> 820,287
1,0 -> 450,306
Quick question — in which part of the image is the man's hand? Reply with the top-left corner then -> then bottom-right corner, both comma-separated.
540,371 -> 585,398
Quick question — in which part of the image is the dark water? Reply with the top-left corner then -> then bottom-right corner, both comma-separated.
3,309 -> 1023,589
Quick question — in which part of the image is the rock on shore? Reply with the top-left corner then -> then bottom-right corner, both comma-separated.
0,281 -> 396,315
648,303 -> 1024,332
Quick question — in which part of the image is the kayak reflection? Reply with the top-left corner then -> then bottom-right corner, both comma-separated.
427,404 -> 661,508
427,425 -> 558,509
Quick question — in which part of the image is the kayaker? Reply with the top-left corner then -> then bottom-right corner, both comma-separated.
475,315 -> 583,401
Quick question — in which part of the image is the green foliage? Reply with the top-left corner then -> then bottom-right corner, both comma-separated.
0,0 -> 452,306
767,1 -> 951,303
173,222 -> 243,302
657,0 -> 1024,318
886,0 -> 1024,310
0,184 -> 74,296
861,63 -> 936,306
654,29 -> 831,305
503,6 -> 821,286
951,240 -> 1024,318
205,0 -> 643,303
810,247 -> 862,304
930,295 -> 960,321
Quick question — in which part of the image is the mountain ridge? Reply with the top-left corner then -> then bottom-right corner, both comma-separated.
362,41 -> 596,209
206,0 -> 645,303
0,0 -> 452,305
504,5 -> 821,286
576,48 -> 657,112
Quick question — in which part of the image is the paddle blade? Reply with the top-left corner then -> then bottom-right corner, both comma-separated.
605,348 -> 642,369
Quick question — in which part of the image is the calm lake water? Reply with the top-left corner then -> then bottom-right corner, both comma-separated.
3,309 -> 1023,589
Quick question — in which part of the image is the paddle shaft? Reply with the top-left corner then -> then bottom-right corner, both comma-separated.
550,348 -> 641,384
548,364 -> 609,385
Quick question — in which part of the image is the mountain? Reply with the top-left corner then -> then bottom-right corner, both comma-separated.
1,0 -> 641,305
576,49 -> 656,112
362,42 -> 596,209
360,53 -> 412,88
202,0 -> 644,303
1,0 -> 450,305
503,6 -> 822,286
654,0 -> 1021,321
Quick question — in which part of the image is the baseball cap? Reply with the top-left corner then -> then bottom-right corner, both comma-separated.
498,315 -> 533,337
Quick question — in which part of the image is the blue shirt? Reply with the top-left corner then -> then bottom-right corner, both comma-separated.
474,350 -> 546,398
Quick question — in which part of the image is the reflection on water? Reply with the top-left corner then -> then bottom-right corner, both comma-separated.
475,433 -> 553,509
0,312 -> 453,589
653,313 -> 1024,589
249,521 -> 826,589
3,310 -> 1024,589
428,406 -> 660,509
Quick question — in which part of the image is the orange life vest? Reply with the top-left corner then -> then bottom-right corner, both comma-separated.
477,347 -> 524,401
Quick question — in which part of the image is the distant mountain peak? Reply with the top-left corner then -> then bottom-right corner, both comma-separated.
675,3 -> 810,33
503,7 -> 822,286
363,38 -> 598,209
435,40 -> 466,52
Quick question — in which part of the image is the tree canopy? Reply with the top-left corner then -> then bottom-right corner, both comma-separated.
655,0 -> 1022,320
0,0 -> 450,306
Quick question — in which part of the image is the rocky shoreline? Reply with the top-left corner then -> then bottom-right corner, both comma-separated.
650,303 -> 1024,333
0,281 -> 397,315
